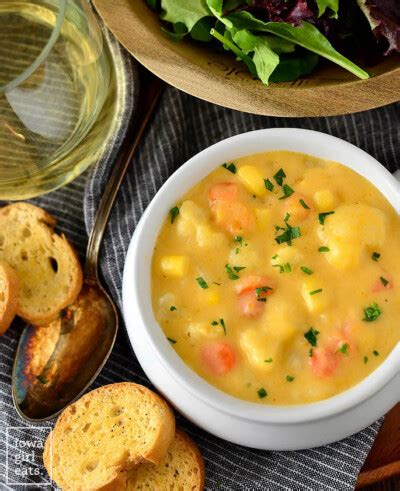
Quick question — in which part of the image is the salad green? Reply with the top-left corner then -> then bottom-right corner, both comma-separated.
147,0 -> 400,85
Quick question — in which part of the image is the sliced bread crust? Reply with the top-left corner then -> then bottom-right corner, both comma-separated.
0,260 -> 19,335
0,203 -> 82,325
43,383 -> 175,491
126,429 -> 205,490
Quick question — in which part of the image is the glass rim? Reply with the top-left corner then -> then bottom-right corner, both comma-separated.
0,0 -> 67,94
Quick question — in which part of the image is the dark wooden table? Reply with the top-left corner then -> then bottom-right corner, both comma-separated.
357,403 -> 400,488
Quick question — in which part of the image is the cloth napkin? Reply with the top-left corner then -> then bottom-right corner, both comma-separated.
1,25 -> 399,491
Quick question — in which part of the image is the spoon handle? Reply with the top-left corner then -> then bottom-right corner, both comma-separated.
85,70 -> 165,281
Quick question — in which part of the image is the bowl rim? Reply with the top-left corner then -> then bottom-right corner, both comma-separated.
122,128 -> 400,425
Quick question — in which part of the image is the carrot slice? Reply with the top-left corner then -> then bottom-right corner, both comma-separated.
372,276 -> 393,293
201,342 -> 236,375
208,182 -> 238,204
238,292 -> 265,318
309,347 -> 339,377
284,193 -> 312,222
235,275 -> 275,296
211,200 -> 254,235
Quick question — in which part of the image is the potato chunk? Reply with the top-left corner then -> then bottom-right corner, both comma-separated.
255,208 -> 271,231
237,165 -> 266,197
325,240 -> 361,270
240,329 -> 278,370
302,279 -> 328,314
323,204 -> 387,248
314,189 -> 336,211
177,200 -> 226,249
186,322 -> 223,340
271,246 -> 303,268
320,204 -> 387,270
160,256 -> 189,277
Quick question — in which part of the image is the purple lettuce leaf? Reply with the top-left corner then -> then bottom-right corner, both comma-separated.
360,0 -> 400,54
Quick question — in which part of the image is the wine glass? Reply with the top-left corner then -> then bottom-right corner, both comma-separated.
0,0 -> 115,200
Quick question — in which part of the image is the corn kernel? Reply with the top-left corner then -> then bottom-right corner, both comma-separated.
159,255 -> 189,277
314,190 -> 336,211
255,208 -> 271,230
237,165 -> 266,197
302,279 -> 328,314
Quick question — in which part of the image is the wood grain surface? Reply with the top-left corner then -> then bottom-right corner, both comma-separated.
93,0 -> 400,117
357,403 -> 400,488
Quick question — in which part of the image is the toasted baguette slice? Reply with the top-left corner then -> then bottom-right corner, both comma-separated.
126,430 -> 205,491
0,260 -> 19,335
0,203 -> 82,325
43,383 -> 175,491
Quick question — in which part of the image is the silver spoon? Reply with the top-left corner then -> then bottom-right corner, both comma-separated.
12,71 -> 164,422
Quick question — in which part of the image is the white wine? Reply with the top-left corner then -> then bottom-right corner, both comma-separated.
0,0 -> 115,199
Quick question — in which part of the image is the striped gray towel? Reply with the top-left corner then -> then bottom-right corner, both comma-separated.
1,31 -> 399,491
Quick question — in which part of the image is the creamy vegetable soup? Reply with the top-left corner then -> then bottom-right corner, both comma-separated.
151,151 -> 400,405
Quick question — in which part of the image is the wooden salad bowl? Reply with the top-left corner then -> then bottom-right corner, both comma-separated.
94,0 -> 399,117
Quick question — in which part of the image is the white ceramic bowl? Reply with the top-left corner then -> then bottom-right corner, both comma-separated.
122,128 -> 400,450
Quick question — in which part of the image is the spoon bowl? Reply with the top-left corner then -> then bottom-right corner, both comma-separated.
12,282 -> 117,421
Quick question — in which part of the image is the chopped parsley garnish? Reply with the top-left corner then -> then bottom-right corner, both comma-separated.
373,350 -> 380,357
304,327 -> 320,347
286,375 -> 295,382
196,277 -> 209,289
380,276 -> 389,287
272,254 -> 278,260
275,216 -> 301,246
279,184 -> 295,200
273,168 -> 286,186
264,178 -> 274,191
300,266 -> 313,275
257,387 -> 267,399
363,303 -> 381,322
372,252 -> 381,262
213,282 -> 221,286
255,286 -> 272,302
319,246 -> 330,253
234,236 -> 243,246
338,343 -> 349,355
224,264 -> 246,279
363,356 -> 369,364
211,319 -> 226,335
170,306 -> 177,311
169,206 -> 179,223
318,211 -> 335,225
309,288 -> 323,295
309,348 -> 314,357
167,337 -> 177,344
222,162 -> 236,174
299,198 -> 310,209
265,358 -> 273,363
36,374 -> 48,384
273,262 -> 292,273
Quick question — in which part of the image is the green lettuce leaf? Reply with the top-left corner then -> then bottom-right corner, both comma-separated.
227,11 -> 369,79
210,28 -> 257,76
270,51 -> 319,82
316,0 -> 339,18
232,30 -> 280,84
161,0 -> 212,32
